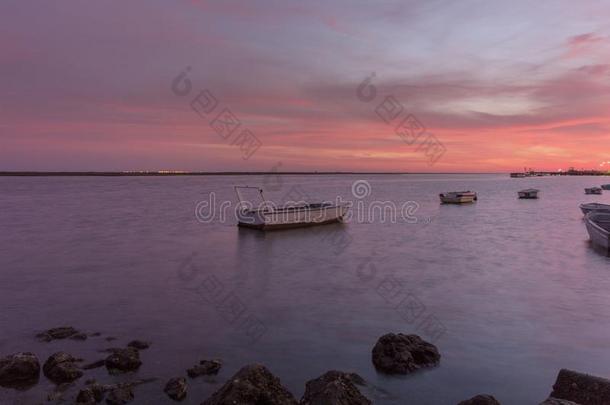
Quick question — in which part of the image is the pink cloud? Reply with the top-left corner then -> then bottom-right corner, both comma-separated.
564,33 -> 607,58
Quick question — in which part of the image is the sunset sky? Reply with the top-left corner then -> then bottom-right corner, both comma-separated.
1,0 -> 610,172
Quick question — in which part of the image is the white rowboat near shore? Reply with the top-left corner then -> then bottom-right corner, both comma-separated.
518,189 -> 539,199
234,186 -> 349,230
439,191 -> 477,204
585,187 -> 603,195
585,212 -> 610,252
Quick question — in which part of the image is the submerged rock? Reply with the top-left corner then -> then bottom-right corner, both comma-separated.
83,359 -> 106,370
47,382 -> 75,401
76,382 -> 106,404
187,360 -> 222,378
36,326 -> 79,342
70,332 -> 89,341
105,348 -> 141,374
126,340 -> 150,350
371,333 -> 440,374
76,388 -> 98,405
549,368 -> 610,405
300,370 -> 370,405
76,378 -> 156,405
43,352 -> 83,384
457,394 -> 501,405
106,386 -> 134,405
0,352 -> 40,388
201,364 -> 298,405
164,377 -> 187,401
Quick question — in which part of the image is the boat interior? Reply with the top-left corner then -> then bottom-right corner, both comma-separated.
591,215 -> 610,231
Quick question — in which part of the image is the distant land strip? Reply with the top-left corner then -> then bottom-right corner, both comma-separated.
0,171 -> 418,176
0,170 -> 608,176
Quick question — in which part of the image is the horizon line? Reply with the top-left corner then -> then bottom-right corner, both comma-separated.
0,170 -> 512,176
1,170 -> 608,177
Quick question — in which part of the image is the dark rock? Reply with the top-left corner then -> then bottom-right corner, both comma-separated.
76,388 -> 97,405
164,377 -> 187,401
77,382 -> 106,404
89,332 -> 102,337
539,398 -> 580,405
549,369 -> 610,405
43,352 -> 83,384
77,379 -> 155,405
371,333 -> 440,374
36,326 -> 79,342
126,340 -> 150,350
201,364 -> 298,405
105,337 -> 117,342
457,394 -> 501,405
106,386 -> 134,405
105,348 -> 141,374
342,372 -> 365,386
187,360 -> 222,378
70,333 -> 89,341
83,360 -> 106,370
0,352 -> 40,388
300,370 -> 371,405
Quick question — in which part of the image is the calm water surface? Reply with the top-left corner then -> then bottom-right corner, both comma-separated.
1,174 -> 610,404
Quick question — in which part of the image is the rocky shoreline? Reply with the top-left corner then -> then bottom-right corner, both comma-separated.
0,327 -> 607,404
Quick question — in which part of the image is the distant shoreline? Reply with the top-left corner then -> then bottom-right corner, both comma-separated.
0,171 -> 607,177
0,171 -> 495,176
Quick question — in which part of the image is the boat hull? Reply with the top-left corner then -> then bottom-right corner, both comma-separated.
237,204 -> 349,231
439,191 -> 477,204
585,213 -> 610,252
518,192 -> 538,199
439,196 -> 476,204
585,188 -> 603,195
580,203 -> 610,215
602,184 -> 610,190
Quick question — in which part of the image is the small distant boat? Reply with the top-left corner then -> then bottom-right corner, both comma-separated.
585,187 -> 603,195
585,212 -> 610,252
439,191 -> 477,204
601,184 -> 610,190
234,186 -> 349,230
580,203 -> 610,215
510,173 -> 527,178
518,189 -> 539,199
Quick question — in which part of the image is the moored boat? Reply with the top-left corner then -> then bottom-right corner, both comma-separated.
234,186 -> 349,230
518,189 -> 539,199
439,191 -> 477,204
585,187 -> 603,195
601,184 -> 610,190
580,203 -> 610,215
585,212 -> 610,252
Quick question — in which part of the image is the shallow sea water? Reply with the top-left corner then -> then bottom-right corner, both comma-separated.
1,174 -> 610,404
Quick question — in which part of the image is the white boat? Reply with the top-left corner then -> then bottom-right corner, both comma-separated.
518,189 -> 539,199
580,203 -> 610,215
601,184 -> 610,190
585,212 -> 610,252
234,186 -> 349,230
439,191 -> 477,204
585,187 -> 603,195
